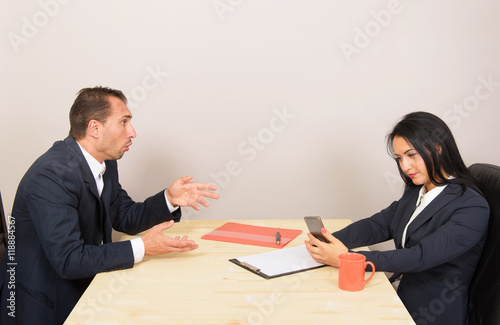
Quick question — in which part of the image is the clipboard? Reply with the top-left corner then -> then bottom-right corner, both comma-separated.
229,245 -> 326,279
201,222 -> 302,248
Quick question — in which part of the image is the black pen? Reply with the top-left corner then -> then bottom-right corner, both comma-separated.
276,231 -> 281,245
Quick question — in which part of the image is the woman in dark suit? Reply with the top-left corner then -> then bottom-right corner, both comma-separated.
306,111 -> 489,324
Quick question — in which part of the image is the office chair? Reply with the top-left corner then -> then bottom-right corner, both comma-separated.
468,163 -> 500,325
0,192 -> 7,263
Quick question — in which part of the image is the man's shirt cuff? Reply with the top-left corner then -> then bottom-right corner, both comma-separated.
164,190 -> 180,213
131,238 -> 145,264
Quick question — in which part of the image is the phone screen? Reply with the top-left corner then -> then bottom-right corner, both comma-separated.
304,216 -> 330,243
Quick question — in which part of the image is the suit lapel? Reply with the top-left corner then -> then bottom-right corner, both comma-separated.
63,137 -> 101,200
393,187 -> 420,249
100,164 -> 114,243
64,137 -> 106,241
404,184 -> 462,244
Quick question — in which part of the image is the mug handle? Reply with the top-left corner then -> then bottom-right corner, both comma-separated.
363,261 -> 376,286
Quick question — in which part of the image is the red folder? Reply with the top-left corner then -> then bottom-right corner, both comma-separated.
201,222 -> 302,248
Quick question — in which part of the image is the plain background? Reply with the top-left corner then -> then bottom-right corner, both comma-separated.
1,1 -> 499,250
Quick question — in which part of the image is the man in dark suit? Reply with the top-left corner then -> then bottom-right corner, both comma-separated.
0,86 -> 219,324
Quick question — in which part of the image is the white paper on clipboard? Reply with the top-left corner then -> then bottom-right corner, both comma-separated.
231,245 -> 325,279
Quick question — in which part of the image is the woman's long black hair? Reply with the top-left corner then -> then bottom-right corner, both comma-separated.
387,111 -> 480,194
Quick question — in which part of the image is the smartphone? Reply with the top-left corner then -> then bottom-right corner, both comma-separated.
304,216 -> 330,243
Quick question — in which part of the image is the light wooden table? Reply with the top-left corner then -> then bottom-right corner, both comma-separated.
65,219 -> 415,324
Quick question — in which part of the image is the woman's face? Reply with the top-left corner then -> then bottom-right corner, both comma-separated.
392,136 -> 435,191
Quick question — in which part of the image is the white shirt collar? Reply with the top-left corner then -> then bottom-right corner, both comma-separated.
402,183 -> 447,248
76,142 -> 106,181
415,183 -> 447,207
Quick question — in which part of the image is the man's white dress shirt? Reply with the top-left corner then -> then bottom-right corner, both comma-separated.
77,143 -> 178,263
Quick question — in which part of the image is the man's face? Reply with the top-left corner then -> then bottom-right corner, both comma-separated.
96,96 -> 136,161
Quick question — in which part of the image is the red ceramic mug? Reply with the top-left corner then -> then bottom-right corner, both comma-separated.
338,253 -> 375,291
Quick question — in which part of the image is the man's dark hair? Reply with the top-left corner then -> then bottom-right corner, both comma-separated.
69,86 -> 127,140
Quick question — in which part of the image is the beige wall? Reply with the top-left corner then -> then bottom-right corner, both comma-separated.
2,1 -> 500,242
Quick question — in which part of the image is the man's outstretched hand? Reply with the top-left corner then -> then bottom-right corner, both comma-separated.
142,221 -> 198,256
165,175 -> 219,211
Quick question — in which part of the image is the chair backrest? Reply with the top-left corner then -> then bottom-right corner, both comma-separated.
468,163 -> 500,325
0,192 -> 7,262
